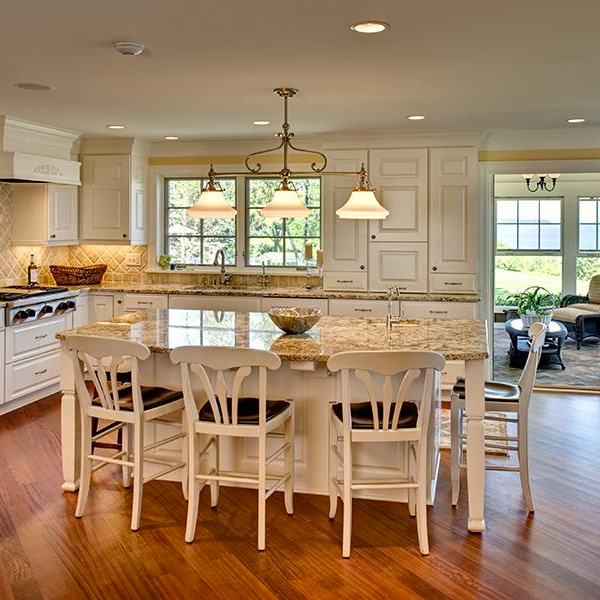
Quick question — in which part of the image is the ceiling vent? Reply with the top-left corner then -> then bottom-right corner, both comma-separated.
113,42 -> 145,56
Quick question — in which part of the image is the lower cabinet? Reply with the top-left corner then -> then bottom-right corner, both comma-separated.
260,297 -> 329,313
119,293 -> 169,314
328,299 -> 399,318
169,295 -> 262,312
401,301 -> 477,320
90,294 -> 115,322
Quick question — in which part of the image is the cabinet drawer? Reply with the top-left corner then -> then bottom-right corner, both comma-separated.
261,297 -> 329,313
402,301 -> 477,320
329,299 -> 398,318
123,294 -> 168,311
6,315 -> 71,363
429,273 -> 476,293
323,272 -> 368,291
5,351 -> 60,402
169,295 -> 262,312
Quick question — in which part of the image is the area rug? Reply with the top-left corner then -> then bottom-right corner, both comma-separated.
439,408 -> 508,455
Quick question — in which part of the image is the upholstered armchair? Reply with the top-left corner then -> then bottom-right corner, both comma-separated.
552,275 -> 600,349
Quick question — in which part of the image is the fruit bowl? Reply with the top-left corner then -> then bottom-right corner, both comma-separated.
267,307 -> 322,334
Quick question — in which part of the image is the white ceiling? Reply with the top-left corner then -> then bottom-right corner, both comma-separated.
1,0 -> 600,140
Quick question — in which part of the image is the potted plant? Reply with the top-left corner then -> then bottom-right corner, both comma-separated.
157,254 -> 172,270
506,286 -> 559,327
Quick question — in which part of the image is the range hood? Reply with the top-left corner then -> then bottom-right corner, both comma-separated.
0,116 -> 81,185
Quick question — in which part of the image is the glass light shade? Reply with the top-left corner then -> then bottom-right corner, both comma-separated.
186,190 -> 237,219
548,173 -> 561,179
336,190 -> 389,219
522,174 -> 534,180
260,189 -> 310,218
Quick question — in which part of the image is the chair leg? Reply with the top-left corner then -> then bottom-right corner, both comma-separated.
210,436 -> 219,508
75,415 -> 93,518
284,412 -> 294,516
328,410 -> 338,519
450,394 -> 461,506
415,443 -> 429,556
131,420 -> 144,531
257,434 -> 267,551
185,433 -> 200,543
341,436 -> 353,558
122,423 -> 132,488
180,415 -> 188,502
517,414 -> 534,513
407,443 -> 416,517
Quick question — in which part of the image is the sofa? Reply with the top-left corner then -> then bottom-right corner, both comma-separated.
552,275 -> 600,349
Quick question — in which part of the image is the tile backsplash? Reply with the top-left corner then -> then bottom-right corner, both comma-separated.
0,183 -> 310,288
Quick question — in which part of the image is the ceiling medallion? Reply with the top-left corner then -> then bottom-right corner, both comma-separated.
187,88 -> 388,220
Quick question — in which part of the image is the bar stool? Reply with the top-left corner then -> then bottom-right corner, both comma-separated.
66,334 -> 186,531
170,346 -> 294,550
326,350 -> 445,557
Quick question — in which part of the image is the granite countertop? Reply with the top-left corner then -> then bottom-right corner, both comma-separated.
57,308 -> 489,362
71,283 -> 480,303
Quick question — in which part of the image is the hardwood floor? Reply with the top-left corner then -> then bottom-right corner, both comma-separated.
0,391 -> 599,599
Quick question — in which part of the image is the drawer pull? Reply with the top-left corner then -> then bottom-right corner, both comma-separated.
354,308 -> 372,312
35,334 -> 48,340
429,310 -> 448,314
136,301 -> 153,305
336,280 -> 354,283
444,282 -> 462,286
35,369 -> 48,376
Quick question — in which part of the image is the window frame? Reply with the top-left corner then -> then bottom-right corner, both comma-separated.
244,176 -> 322,268
163,176 -> 238,267
577,196 -> 600,256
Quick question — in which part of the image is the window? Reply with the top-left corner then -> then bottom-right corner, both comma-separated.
578,197 -> 600,252
496,199 -> 561,252
246,177 -> 321,266
164,177 -> 236,266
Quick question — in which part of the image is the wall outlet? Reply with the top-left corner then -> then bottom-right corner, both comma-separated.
126,253 -> 141,266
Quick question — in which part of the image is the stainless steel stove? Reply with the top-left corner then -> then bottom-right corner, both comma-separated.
0,285 -> 79,326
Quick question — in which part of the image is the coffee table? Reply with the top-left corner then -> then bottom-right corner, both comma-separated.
505,318 -> 567,369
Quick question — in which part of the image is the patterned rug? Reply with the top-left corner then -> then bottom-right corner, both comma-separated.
439,408 -> 508,455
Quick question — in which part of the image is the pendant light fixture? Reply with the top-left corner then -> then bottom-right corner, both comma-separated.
186,167 -> 237,219
522,173 -> 561,193
190,88 -> 388,220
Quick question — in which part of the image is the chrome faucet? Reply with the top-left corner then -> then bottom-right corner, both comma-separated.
258,261 -> 270,288
213,249 -> 232,285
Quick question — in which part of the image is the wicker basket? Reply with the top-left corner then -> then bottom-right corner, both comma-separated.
49,264 -> 108,286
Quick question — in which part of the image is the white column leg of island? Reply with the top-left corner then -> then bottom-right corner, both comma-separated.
464,358 -> 486,532
60,342 -> 80,492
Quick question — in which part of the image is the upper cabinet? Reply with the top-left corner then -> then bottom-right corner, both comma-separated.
428,147 -> 478,278
322,149 -> 368,279
369,148 -> 428,243
80,138 -> 148,244
12,183 -> 78,245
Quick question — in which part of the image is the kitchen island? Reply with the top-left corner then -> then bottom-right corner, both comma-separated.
58,309 -> 489,532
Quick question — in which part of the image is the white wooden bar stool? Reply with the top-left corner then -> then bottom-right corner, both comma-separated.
326,350 -> 445,557
450,322 -> 546,512
66,334 -> 186,531
170,346 -> 294,550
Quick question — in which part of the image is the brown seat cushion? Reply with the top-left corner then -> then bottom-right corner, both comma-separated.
332,401 -> 418,429
90,383 -> 183,411
199,397 -> 290,424
452,377 -> 519,401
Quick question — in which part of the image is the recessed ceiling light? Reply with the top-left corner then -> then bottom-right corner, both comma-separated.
253,120 -> 270,126
14,82 -> 55,92
406,115 -> 426,121
566,118 -> 586,123
107,124 -> 125,130
350,21 -> 390,34
164,136 -> 179,140
113,41 -> 145,56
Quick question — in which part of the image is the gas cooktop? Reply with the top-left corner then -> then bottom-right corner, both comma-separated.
0,286 -> 69,302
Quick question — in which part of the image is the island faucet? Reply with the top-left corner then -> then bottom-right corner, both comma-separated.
213,249 -> 232,285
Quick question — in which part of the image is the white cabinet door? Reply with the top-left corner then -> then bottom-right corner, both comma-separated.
0,331 -> 4,405
429,147 -> 478,274
74,293 -> 89,327
322,150 -> 368,273
369,149 -> 428,242
169,295 -> 262,312
89,294 -> 114,322
260,297 -> 329,313
368,242 -> 427,292
81,155 -> 130,241
48,184 -> 78,242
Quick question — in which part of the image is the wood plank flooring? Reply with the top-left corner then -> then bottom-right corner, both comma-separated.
0,391 -> 599,599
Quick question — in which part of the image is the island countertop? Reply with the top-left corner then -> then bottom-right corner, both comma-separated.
57,308 -> 489,362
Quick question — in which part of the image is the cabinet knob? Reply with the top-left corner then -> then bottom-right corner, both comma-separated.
50,234 -> 56,239
122,233 -> 127,238
360,265 -> 365,270
117,300 -> 122,304
371,235 -> 376,240
432,266 -> 438,271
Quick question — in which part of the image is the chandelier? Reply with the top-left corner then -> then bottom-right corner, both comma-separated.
522,173 -> 561,193
187,88 -> 389,220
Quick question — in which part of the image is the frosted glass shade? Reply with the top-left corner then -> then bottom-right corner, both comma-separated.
187,190 -> 237,219
260,189 -> 310,218
336,190 -> 389,219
